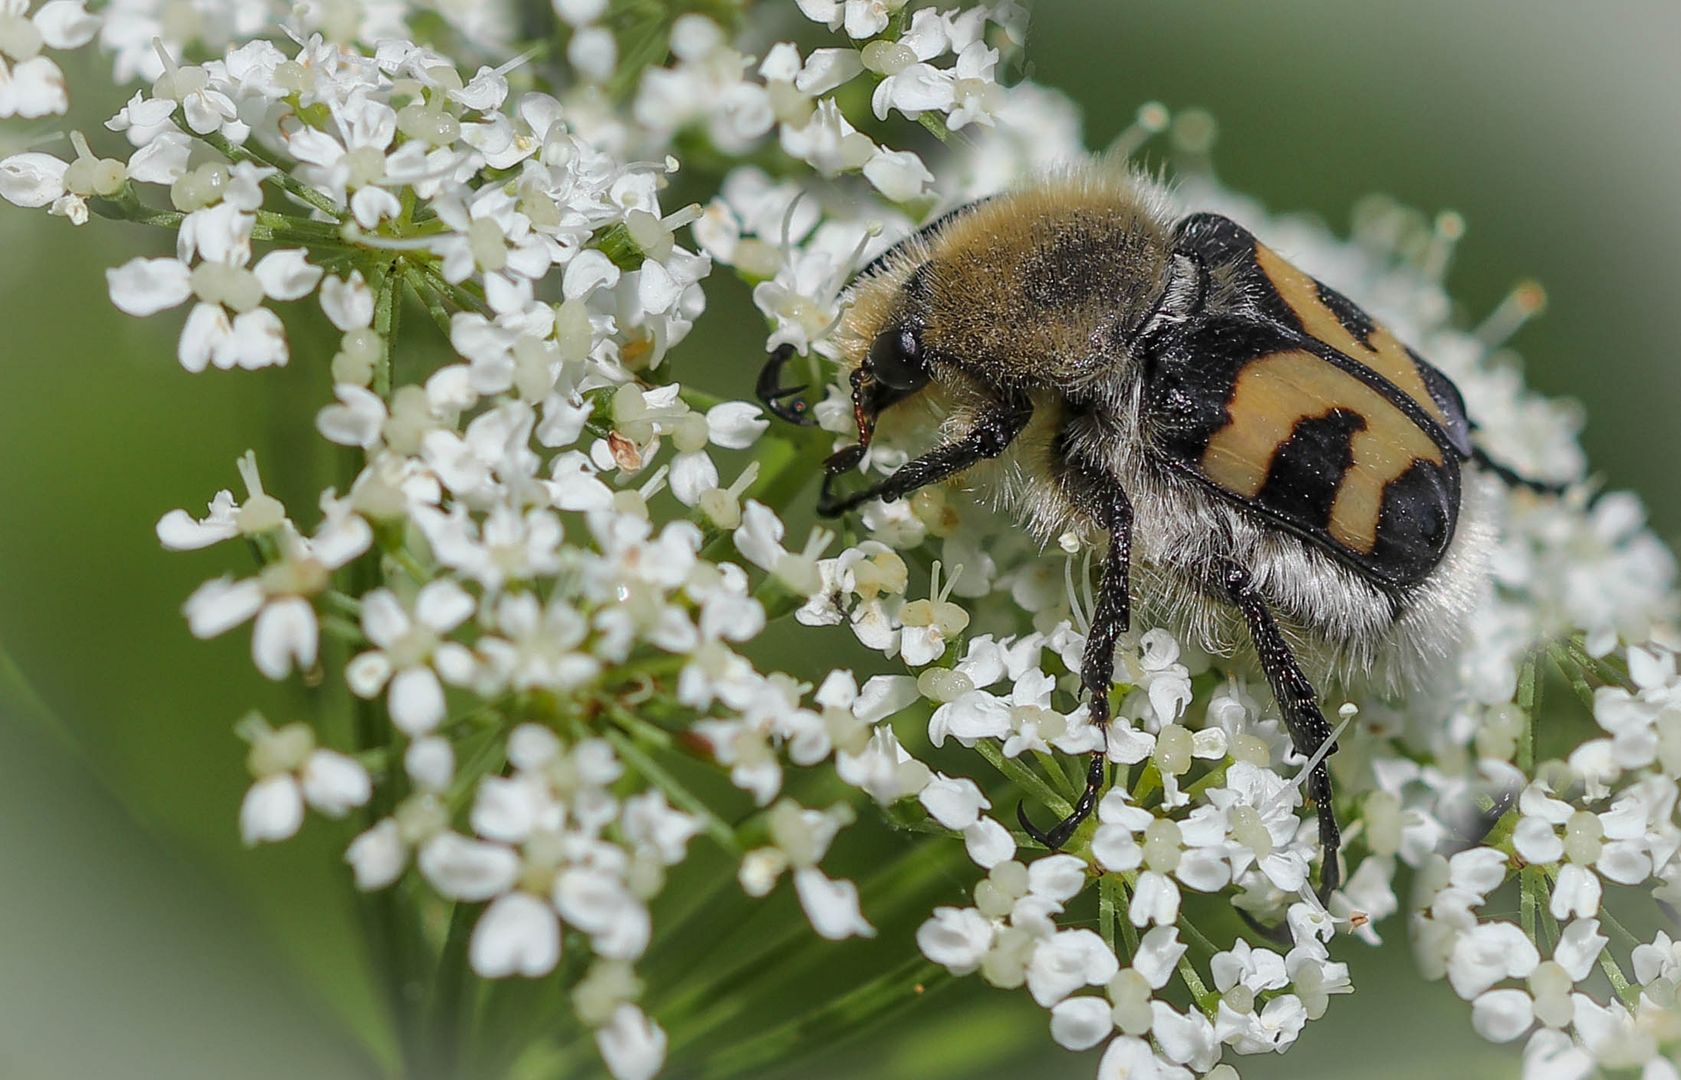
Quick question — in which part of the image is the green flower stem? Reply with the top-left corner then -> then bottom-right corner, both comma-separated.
692,957 -> 948,1080
426,899 -> 478,1080
1031,748 -> 1081,799
974,740 -> 1072,819
1132,761 -> 1162,806
405,265 -> 458,336
373,261 -> 401,399
1100,873 -> 1121,959
656,839 -> 964,1036
1178,955 -> 1215,1015
1114,877 -> 1141,957
1176,910 -> 1223,960
320,613 -> 365,644
417,262 -> 489,316
602,720 -> 742,855
91,192 -> 355,248
322,590 -> 363,618
1594,899 -> 1650,951
1520,864 -> 1541,944
1516,654 -> 1538,774
1549,644 -> 1598,710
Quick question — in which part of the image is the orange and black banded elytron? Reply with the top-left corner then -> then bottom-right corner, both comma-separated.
757,177 -> 1559,903
1148,212 -> 1472,588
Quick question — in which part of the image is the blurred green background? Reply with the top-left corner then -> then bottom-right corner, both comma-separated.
1,2 -> 1676,1078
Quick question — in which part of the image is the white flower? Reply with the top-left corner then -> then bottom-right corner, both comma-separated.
0,0 -> 99,119
184,508 -> 371,680
1026,928 -> 1119,1007
346,581 -> 477,736
237,718 -> 369,845
106,207 -> 321,372
917,905 -> 995,974
739,800 -> 873,940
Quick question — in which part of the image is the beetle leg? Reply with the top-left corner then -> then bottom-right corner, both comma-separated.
756,343 -> 819,426
816,396 -> 1032,517
1019,469 -> 1133,850
1222,561 -> 1343,900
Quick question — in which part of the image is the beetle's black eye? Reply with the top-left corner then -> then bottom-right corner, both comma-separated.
868,327 -> 926,390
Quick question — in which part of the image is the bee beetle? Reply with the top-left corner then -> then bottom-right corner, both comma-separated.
759,169 -> 1559,897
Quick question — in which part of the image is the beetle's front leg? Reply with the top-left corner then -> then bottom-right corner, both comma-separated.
817,395 -> 1033,517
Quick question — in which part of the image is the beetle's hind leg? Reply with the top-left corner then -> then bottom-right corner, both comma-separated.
1222,562 -> 1343,900
1018,470 -> 1133,850
756,343 -> 820,426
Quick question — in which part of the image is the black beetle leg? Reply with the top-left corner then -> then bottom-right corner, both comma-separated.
756,343 -> 819,426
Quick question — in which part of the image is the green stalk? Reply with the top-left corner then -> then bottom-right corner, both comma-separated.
691,958 -> 948,1079
1520,865 -> 1540,944
602,721 -> 742,855
655,839 -> 964,1036
406,265 -> 458,335
373,261 -> 401,399
1516,654 -> 1538,774
974,740 -> 1071,819
427,900 -> 479,1079
1100,873 -> 1121,959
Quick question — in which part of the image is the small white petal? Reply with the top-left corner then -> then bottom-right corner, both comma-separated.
301,750 -> 371,816
962,817 -> 1016,869
919,774 -> 989,830
562,249 -> 620,300
792,867 -> 874,940
418,833 -> 520,901
863,148 -> 934,203
916,905 -> 994,973
1050,996 -> 1113,1051
183,576 -> 264,638
177,301 -> 228,373
240,775 -> 304,845
704,401 -> 770,449
254,249 -> 324,301
405,737 -> 455,793
1027,928 -> 1120,1007
320,272 -> 374,331
596,1004 -> 667,1080
388,666 -> 446,735
470,892 -> 561,978
0,152 -> 67,207
221,307 -> 288,370
346,651 -> 393,697
317,384 -> 386,448
252,597 -> 319,680
1028,854 -> 1088,902
1472,989 -> 1535,1043
107,257 -> 191,316
126,131 -> 190,184
155,504 -> 238,550
345,819 -> 405,890
416,579 -> 475,632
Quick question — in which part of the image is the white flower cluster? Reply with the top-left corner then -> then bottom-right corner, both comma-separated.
3,2 -> 1677,1078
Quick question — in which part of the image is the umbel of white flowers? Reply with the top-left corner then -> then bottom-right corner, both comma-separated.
0,1 -> 1677,1079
